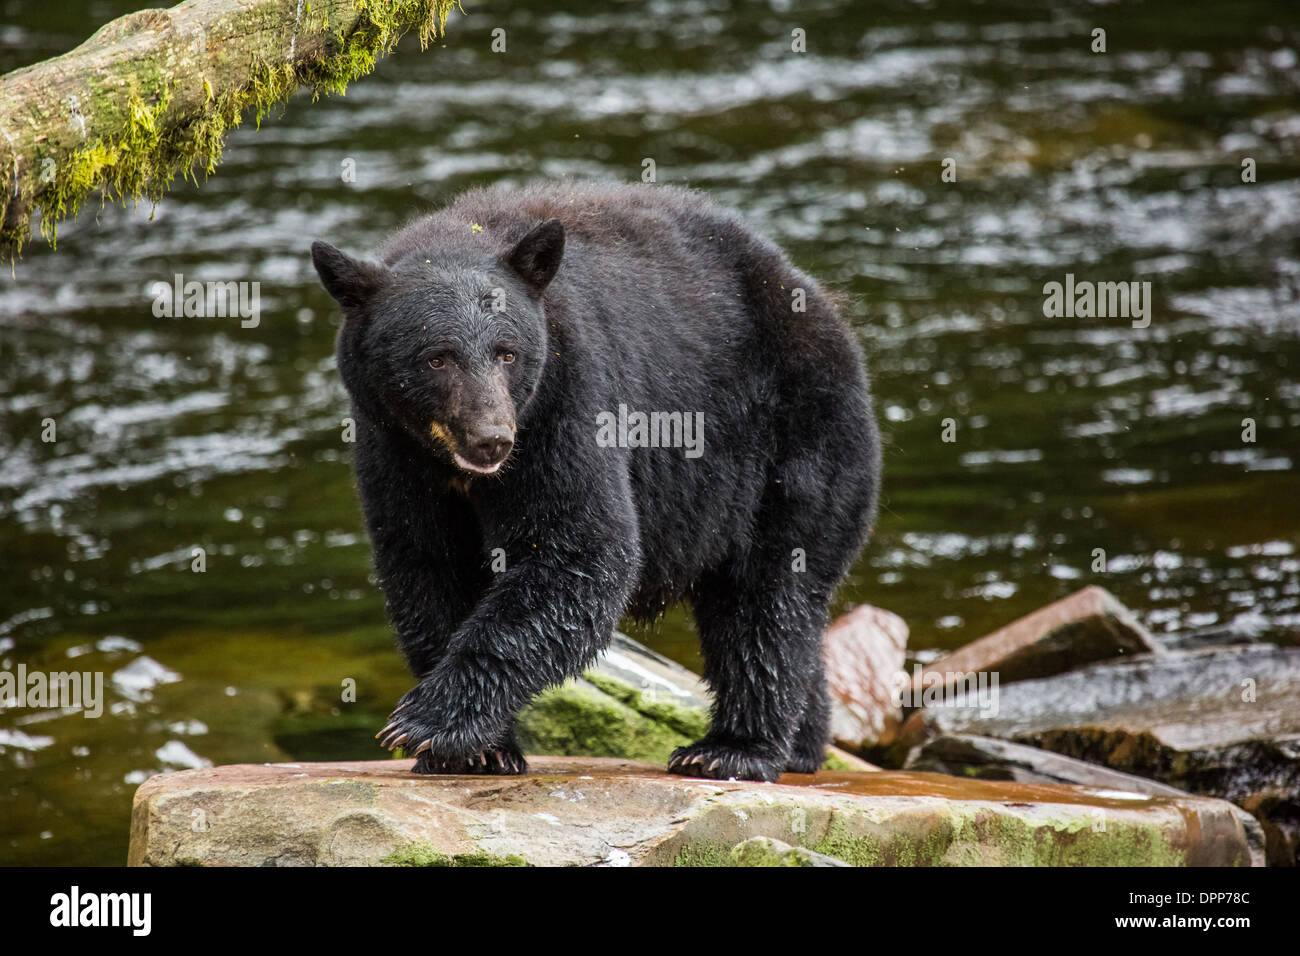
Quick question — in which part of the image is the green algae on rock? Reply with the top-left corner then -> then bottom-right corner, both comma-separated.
515,633 -> 711,762
382,844 -> 529,867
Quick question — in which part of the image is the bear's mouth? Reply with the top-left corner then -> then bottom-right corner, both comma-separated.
429,421 -> 510,476
452,452 -> 505,476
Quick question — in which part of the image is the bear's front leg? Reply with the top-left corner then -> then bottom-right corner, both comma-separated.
377,479 -> 640,774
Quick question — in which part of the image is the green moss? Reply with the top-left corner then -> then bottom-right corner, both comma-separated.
729,844 -> 804,867
3,0 -> 458,259
672,842 -> 732,867
382,843 -> 529,867
808,805 -> 1191,867
676,838 -> 846,867
812,817 -> 887,867
517,677 -> 701,762
583,671 -> 710,740
728,838 -> 840,867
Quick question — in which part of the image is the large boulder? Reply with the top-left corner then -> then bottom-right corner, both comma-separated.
900,644 -> 1300,865
823,604 -> 908,752
910,585 -> 1158,698
128,756 -> 1263,867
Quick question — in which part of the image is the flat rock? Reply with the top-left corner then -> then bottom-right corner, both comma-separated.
902,644 -> 1300,864
912,585 -> 1157,695
824,604 -> 908,751
904,734 -> 1187,795
128,755 -> 1262,867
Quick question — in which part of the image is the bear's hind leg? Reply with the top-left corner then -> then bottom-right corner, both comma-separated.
785,666 -> 831,774
671,571 -> 826,782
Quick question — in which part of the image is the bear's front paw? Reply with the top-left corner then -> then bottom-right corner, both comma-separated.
667,738 -> 785,783
375,687 -> 487,760
412,740 -> 528,776
374,686 -> 441,755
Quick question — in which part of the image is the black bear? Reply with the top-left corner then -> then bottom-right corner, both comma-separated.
311,181 -> 878,782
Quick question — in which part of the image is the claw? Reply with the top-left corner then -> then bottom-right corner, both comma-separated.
375,721 -> 399,740
412,738 -> 432,756
383,731 -> 409,750
706,758 -> 721,773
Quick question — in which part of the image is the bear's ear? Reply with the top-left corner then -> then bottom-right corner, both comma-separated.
311,241 -> 389,315
503,218 -> 565,293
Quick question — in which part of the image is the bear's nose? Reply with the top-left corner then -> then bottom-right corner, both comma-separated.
466,425 -> 514,463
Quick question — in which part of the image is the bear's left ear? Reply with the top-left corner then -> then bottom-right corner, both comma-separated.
503,218 -> 565,293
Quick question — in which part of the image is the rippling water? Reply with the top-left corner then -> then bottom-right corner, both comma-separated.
2,0 -> 1298,864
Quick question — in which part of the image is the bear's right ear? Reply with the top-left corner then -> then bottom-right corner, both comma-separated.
311,241 -> 389,316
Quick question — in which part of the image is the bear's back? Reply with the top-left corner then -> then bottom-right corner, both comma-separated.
386,181 -> 729,251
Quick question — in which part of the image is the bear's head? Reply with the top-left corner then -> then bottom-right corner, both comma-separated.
310,219 -> 565,477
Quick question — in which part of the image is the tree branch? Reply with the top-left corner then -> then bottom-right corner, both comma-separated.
0,0 -> 457,260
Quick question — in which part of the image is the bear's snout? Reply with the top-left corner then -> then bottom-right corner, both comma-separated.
468,424 -> 513,462
453,423 -> 514,475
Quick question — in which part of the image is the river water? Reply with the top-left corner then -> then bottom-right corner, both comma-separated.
1,0 -> 1298,864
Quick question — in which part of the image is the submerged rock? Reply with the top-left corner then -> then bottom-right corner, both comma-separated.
911,585 -> 1157,697
128,756 -> 1262,867
902,644 -> 1300,865
823,603 -> 908,752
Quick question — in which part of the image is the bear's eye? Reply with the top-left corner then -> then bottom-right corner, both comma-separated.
500,351 -> 516,364
427,356 -> 446,370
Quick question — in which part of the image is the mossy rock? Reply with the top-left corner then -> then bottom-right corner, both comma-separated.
515,633 -> 859,771
516,632 -> 712,763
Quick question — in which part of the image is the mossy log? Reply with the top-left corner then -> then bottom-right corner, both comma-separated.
0,0 -> 457,260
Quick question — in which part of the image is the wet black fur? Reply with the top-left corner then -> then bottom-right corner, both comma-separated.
311,181 -> 879,782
